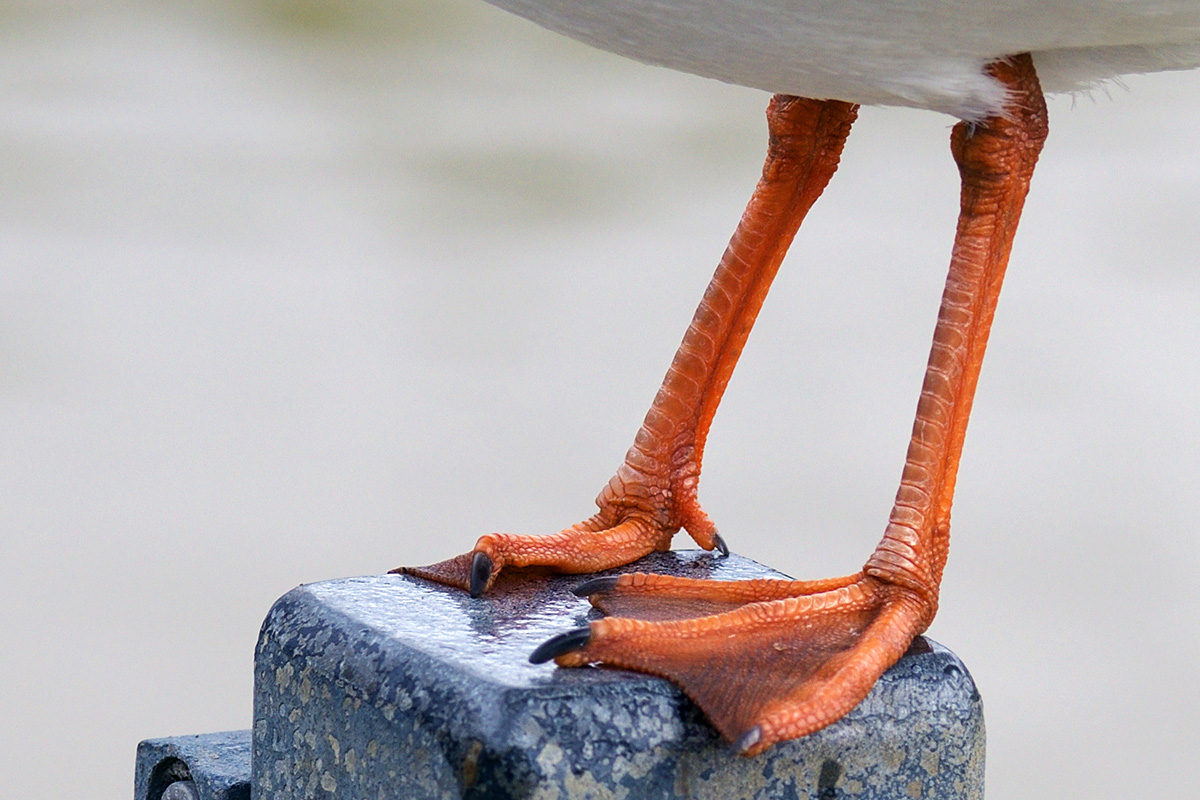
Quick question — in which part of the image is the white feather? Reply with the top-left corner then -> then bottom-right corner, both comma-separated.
485,0 -> 1200,118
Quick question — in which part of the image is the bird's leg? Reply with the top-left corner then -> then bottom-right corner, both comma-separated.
396,96 -> 859,595
534,55 -> 1049,754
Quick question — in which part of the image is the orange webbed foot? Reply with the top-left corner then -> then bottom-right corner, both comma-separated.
571,571 -> 861,621
532,574 -> 927,755
393,512 -> 727,596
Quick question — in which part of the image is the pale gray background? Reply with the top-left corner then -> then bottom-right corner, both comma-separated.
1,1 -> 1198,797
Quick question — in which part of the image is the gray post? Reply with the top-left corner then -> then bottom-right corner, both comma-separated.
135,731 -> 250,800
249,551 -> 984,799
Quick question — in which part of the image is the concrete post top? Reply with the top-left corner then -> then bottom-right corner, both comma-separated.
252,551 -> 985,799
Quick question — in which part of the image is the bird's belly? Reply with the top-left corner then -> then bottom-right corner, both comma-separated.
486,0 -> 1200,119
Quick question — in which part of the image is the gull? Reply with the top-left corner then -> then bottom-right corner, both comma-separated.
399,1 -> 1200,754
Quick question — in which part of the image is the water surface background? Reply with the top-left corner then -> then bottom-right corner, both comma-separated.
2,1 -> 1199,797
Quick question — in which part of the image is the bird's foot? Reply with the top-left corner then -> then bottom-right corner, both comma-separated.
571,571 -> 860,621
392,98 -> 859,599
534,572 -> 928,755
393,476 -> 727,596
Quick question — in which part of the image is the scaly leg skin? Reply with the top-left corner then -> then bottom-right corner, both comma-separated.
531,55 -> 1049,756
394,96 -> 860,596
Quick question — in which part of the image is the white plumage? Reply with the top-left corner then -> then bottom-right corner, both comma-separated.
486,0 -> 1200,118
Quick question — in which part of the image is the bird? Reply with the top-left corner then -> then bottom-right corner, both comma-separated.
397,1 -> 1200,756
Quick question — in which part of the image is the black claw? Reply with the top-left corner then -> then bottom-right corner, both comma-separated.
469,552 -> 493,598
733,725 -> 762,755
529,627 -> 591,664
571,576 -> 621,597
713,532 -> 730,557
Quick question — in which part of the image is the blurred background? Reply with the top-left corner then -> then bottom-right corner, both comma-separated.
1,1 -> 1198,797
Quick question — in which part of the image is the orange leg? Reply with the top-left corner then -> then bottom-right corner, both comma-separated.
531,55 -> 1049,755
395,96 -> 859,595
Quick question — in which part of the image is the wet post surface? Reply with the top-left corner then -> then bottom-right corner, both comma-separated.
250,551 -> 984,799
